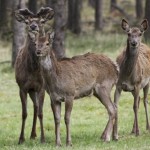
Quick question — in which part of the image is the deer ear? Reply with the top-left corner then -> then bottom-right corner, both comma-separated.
37,7 -> 54,23
140,19 -> 149,32
121,19 -> 130,32
14,8 -> 34,23
46,31 -> 55,43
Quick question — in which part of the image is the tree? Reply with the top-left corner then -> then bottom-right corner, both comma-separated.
145,0 -> 150,40
52,0 -> 67,59
110,0 -> 117,12
12,0 -> 26,67
68,0 -> 82,34
0,0 -> 9,38
28,0 -> 37,14
135,0 -> 143,19
95,0 -> 103,30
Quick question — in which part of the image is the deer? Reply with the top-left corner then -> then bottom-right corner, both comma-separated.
14,7 -> 54,144
112,19 -> 150,141
32,32 -> 119,146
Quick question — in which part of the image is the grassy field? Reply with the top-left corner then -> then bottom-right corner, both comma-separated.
1,32 -> 150,150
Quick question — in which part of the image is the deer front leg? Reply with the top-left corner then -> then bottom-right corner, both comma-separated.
112,87 -> 122,141
29,91 -> 38,140
37,89 -> 45,143
64,98 -> 73,146
18,89 -> 27,144
51,100 -> 62,147
132,87 -> 140,136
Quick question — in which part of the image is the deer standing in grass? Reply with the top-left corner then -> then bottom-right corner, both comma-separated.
14,8 -> 54,144
113,19 -> 150,140
33,32 -> 119,146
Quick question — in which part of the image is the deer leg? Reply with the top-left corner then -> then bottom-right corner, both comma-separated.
64,98 -> 73,147
29,91 -> 37,140
132,87 -> 140,136
94,84 -> 116,142
37,89 -> 45,143
131,96 -> 140,134
18,89 -> 27,144
143,84 -> 150,130
51,100 -> 62,147
112,87 -> 122,141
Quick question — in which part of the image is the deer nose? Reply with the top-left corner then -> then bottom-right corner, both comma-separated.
36,50 -> 41,55
30,24 -> 37,30
131,41 -> 137,47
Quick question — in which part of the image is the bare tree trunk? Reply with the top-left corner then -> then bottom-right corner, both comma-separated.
110,0 -> 117,12
28,0 -> 37,13
45,0 -> 53,7
95,0 -> 103,30
145,0 -> 150,40
52,0 -> 66,59
135,0 -> 143,19
12,0 -> 26,67
68,0 -> 82,34
88,0 -> 95,8
0,0 -> 9,38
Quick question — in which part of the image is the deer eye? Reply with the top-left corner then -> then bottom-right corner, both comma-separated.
139,33 -> 142,36
25,20 -> 29,24
128,33 -> 131,37
46,42 -> 49,46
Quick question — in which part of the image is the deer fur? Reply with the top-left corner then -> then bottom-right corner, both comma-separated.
33,32 -> 119,146
113,19 -> 150,140
14,7 -> 54,144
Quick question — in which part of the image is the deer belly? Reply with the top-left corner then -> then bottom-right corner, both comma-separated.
74,85 -> 93,99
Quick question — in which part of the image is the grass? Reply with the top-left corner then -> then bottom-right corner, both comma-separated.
1,32 -> 150,150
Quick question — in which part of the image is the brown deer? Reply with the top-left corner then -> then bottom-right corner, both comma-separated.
14,7 -> 54,144
113,19 -> 150,140
33,32 -> 119,146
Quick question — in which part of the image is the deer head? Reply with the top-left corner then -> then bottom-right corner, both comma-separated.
121,19 -> 148,49
15,7 -> 54,34
35,32 -> 54,57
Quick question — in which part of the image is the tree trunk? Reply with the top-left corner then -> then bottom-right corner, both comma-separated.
145,0 -> 150,40
88,0 -> 95,8
52,0 -> 66,59
0,0 -> 9,38
95,0 -> 103,30
68,0 -> 82,34
12,0 -> 26,67
110,0 -> 117,12
28,0 -> 37,14
135,0 -> 143,19
45,0 -> 53,7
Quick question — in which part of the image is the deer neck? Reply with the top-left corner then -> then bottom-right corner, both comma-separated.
121,39 -> 139,78
26,36 -> 40,72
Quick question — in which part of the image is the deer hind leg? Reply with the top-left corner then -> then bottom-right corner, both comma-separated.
18,89 -> 27,144
112,87 -> 122,141
143,84 -> 150,130
51,100 -> 62,147
29,91 -> 38,140
37,89 -> 45,143
64,98 -> 73,147
94,84 -> 116,142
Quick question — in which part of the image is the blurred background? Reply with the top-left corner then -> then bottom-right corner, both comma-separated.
0,0 -> 150,67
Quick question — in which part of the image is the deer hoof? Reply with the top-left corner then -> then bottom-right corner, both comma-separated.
30,133 -> 37,139
18,137 -> 25,144
66,141 -> 72,147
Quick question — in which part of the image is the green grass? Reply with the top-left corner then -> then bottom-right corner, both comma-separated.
1,32 -> 150,150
